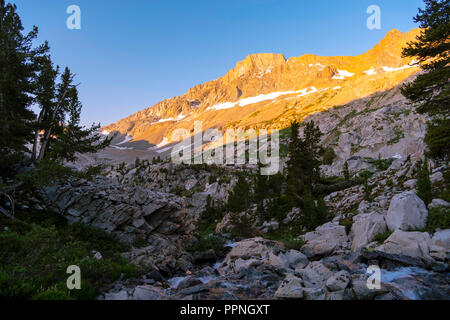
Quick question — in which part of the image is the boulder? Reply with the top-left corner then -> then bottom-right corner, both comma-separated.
295,261 -> 333,288
178,284 -> 209,295
104,290 -> 129,300
429,245 -> 447,261
351,212 -> 387,251
360,248 -> 432,269
303,287 -> 327,300
326,270 -> 351,292
184,178 -> 198,191
430,171 -> 444,183
177,277 -> 203,291
132,285 -> 167,300
132,218 -> 146,228
301,223 -> 348,258
432,229 -> 450,249
274,274 -> 304,299
215,213 -> 233,235
278,250 -> 309,270
351,274 -> 387,300
268,252 -> 289,271
326,289 -> 353,300
386,192 -> 428,231
234,258 -> 261,273
189,192 -> 209,214
223,238 -> 285,263
403,179 -> 417,189
376,230 -> 434,262
142,202 -> 165,217
428,199 -> 450,210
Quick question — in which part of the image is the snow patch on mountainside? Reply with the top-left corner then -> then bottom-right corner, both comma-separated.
332,69 -> 355,80
382,65 -> 413,72
206,87 -> 321,111
117,135 -> 133,145
364,68 -> 378,75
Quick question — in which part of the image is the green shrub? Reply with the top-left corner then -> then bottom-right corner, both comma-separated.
424,118 -> 450,160
32,288 -> 72,300
321,147 -> 337,165
265,229 -> 305,250
387,128 -> 405,145
358,170 -> 373,180
0,268 -> 35,300
208,175 -> 217,184
374,231 -> 393,244
372,158 -> 393,171
339,216 -> 353,235
0,211 -> 135,300
18,159 -> 77,188
132,236 -> 149,248
80,165 -> 105,180
279,235 -> 305,251
425,207 -> 450,233
188,233 -> 225,254
416,159 -> 433,205
229,213 -> 259,239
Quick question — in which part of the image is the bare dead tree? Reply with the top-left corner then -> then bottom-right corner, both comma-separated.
35,88 -> 69,162
0,181 -> 26,224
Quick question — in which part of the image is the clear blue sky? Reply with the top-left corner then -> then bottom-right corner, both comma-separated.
13,0 -> 424,126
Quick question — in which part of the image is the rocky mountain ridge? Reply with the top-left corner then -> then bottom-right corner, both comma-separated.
101,29 -> 423,152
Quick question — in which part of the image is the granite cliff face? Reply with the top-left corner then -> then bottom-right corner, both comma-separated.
102,29 -> 422,150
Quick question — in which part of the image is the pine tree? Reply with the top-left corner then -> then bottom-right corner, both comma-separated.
286,121 -> 305,200
0,1 -> 49,175
402,0 -> 450,160
296,192 -> 329,231
227,174 -> 250,213
254,162 -> 268,203
343,161 -> 350,181
417,158 -> 433,205
286,120 -> 323,202
33,65 -> 110,163
302,121 -> 323,189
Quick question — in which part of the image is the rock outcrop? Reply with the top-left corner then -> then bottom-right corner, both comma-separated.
41,176 -> 197,275
386,192 -> 428,231
351,212 -> 387,251
301,223 -> 349,258
376,230 -> 434,263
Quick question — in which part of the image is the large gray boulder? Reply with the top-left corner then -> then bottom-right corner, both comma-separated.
274,274 -> 304,299
224,238 -> 285,262
376,230 -> 434,262
301,223 -> 348,258
430,171 -> 444,183
278,250 -> 309,270
432,229 -> 450,249
132,285 -> 168,300
295,261 -> 333,288
326,270 -> 351,292
222,238 -> 285,272
104,290 -> 130,300
351,212 -> 387,251
386,191 -> 428,231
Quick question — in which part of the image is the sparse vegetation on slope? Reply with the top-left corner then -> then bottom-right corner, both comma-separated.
0,210 -> 135,300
